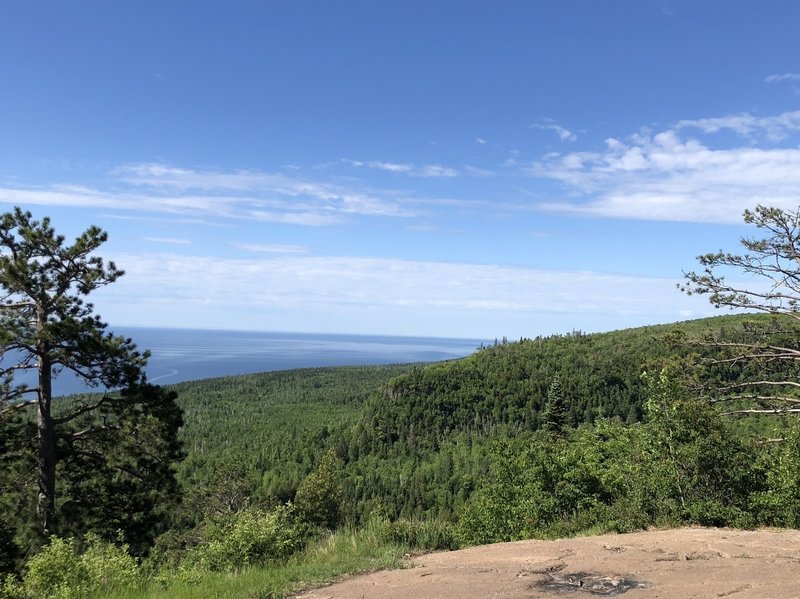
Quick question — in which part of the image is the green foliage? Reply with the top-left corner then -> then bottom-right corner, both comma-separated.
0,520 -> 20,576
542,374 -> 568,434
175,364 -> 413,511
0,208 -> 165,542
11,306 -> 800,598
455,431 -> 617,545
750,421 -> 800,526
22,534 -> 139,599
642,366 -> 763,527
294,450 -> 344,529
101,523 -> 410,599
352,320 -> 747,462
0,385 -> 184,558
369,516 -> 458,551
0,575 -> 25,599
183,505 -> 311,573
456,365 -> 770,546
56,385 -> 184,556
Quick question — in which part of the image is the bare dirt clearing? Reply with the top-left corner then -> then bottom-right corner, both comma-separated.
294,528 -> 800,599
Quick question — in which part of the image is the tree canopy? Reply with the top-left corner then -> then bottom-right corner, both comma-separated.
0,208 -> 181,549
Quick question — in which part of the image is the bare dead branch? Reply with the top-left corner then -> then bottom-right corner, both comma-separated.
719,408 -> 800,416
0,398 -> 38,414
709,394 -> 800,404
718,380 -> 800,391
52,395 -> 111,425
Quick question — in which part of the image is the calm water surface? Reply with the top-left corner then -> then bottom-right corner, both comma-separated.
46,328 -> 485,395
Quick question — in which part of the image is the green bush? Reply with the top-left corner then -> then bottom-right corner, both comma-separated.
294,450 -> 344,529
0,575 -> 25,599
24,537 -> 88,599
23,534 -> 139,599
184,504 -> 312,572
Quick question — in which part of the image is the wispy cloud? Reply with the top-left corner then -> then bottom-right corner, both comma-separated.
531,119 -> 578,142
347,159 -> 459,177
230,242 -> 309,254
98,252 -> 710,334
462,165 -> 494,177
677,110 -> 800,142
532,110 -> 800,224
765,73 -> 800,84
347,160 -> 414,173
143,237 -> 191,245
0,163 -> 417,226
418,164 -> 458,177
475,137 -> 487,145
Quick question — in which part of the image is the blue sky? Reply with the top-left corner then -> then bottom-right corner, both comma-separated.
1,1 -> 800,338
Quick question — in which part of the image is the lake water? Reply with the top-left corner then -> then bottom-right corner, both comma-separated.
38,328 -> 484,396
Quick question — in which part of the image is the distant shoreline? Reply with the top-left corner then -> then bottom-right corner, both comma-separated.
42,328 -> 486,396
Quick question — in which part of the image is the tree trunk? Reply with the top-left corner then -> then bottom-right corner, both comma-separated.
36,324 -> 56,537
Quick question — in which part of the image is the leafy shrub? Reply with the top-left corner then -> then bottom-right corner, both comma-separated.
23,534 -> 139,599
24,537 -> 88,599
0,575 -> 25,599
750,421 -> 800,527
185,504 -> 312,572
294,450 -> 344,529
80,534 -> 140,592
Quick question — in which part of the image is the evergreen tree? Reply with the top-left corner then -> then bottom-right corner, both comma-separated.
0,517 -> 20,574
542,375 -> 567,434
681,205 -> 800,416
0,208 -> 180,545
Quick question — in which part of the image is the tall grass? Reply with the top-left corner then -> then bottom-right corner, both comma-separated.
100,519 -> 432,599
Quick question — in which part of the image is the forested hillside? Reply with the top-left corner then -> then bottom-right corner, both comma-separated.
5,312 -> 800,598
172,365 -> 415,507
162,314 -> 771,526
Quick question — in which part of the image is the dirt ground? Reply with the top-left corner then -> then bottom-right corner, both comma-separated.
293,528 -> 800,599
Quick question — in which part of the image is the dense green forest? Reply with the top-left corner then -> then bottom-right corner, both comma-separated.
150,317 -> 752,528
2,310 -> 799,597
4,314 -> 800,598
6,205 -> 800,598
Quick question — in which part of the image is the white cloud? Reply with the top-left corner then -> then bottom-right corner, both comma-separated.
475,137 -> 487,145
96,252 -> 710,335
0,163 -> 416,225
418,164 -> 458,178
677,110 -> 800,142
231,243 -> 309,254
348,159 -> 459,177
533,111 -> 800,224
531,119 -> 578,142
765,73 -> 800,84
143,237 -> 191,245
360,160 -> 414,173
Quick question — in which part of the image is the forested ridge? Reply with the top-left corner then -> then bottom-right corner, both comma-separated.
157,313 -> 782,526
163,318 -> 696,522
6,205 -> 800,599
4,313 -> 800,598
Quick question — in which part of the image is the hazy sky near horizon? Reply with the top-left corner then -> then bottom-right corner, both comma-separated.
2,1 -> 799,338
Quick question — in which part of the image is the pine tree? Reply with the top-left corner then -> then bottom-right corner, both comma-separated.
0,208 -> 180,544
542,375 -> 567,434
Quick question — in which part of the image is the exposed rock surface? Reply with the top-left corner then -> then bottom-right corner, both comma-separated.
294,528 -> 800,599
